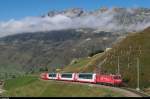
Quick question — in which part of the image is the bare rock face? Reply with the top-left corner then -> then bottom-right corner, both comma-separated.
62,8 -> 84,18
47,8 -> 84,18
45,8 -> 150,33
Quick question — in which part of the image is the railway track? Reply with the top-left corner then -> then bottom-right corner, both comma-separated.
120,87 -> 150,97
44,80 -> 149,97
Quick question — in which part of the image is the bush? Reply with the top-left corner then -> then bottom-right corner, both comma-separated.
39,66 -> 48,72
88,50 -> 104,57
123,77 -> 130,83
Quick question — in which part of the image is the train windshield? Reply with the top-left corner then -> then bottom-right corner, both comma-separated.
61,73 -> 72,78
79,73 -> 93,79
49,73 -> 56,77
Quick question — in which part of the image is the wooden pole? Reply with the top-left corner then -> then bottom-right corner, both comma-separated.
136,57 -> 140,91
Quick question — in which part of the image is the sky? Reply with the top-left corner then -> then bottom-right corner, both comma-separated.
0,0 -> 150,21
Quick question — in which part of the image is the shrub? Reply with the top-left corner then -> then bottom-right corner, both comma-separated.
88,50 -> 104,57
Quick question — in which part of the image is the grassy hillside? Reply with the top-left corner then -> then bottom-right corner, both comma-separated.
62,53 -> 104,73
2,76 -> 124,97
63,27 -> 150,89
61,57 -> 91,73
4,76 -> 37,91
100,27 -> 150,89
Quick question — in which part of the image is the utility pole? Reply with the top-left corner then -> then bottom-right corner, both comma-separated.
128,56 -> 130,68
136,57 -> 140,91
117,56 -> 120,75
136,45 -> 141,91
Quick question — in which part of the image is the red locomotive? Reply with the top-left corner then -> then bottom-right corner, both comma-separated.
40,72 -> 122,86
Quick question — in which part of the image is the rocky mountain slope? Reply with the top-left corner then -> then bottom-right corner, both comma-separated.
0,29 -> 121,76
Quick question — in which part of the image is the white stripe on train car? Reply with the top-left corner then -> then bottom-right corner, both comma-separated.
60,78 -> 73,80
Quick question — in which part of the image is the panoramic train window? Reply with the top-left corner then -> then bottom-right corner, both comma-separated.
61,74 -> 72,78
49,73 -> 56,77
79,74 -> 93,79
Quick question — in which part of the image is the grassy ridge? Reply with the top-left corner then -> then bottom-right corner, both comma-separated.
3,76 -> 124,97
100,28 -> 150,89
62,53 -> 104,73
62,57 -> 91,72
63,28 -> 150,89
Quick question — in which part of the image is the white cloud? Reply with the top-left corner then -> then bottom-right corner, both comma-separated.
0,9 -> 150,37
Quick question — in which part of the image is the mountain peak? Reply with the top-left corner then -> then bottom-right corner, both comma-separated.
62,8 -> 84,18
46,8 -> 84,18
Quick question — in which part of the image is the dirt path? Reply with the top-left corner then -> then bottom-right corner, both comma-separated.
0,87 -> 4,96
0,81 -> 5,96
0,89 -> 4,94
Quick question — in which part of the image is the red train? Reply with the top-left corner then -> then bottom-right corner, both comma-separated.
40,73 -> 122,86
